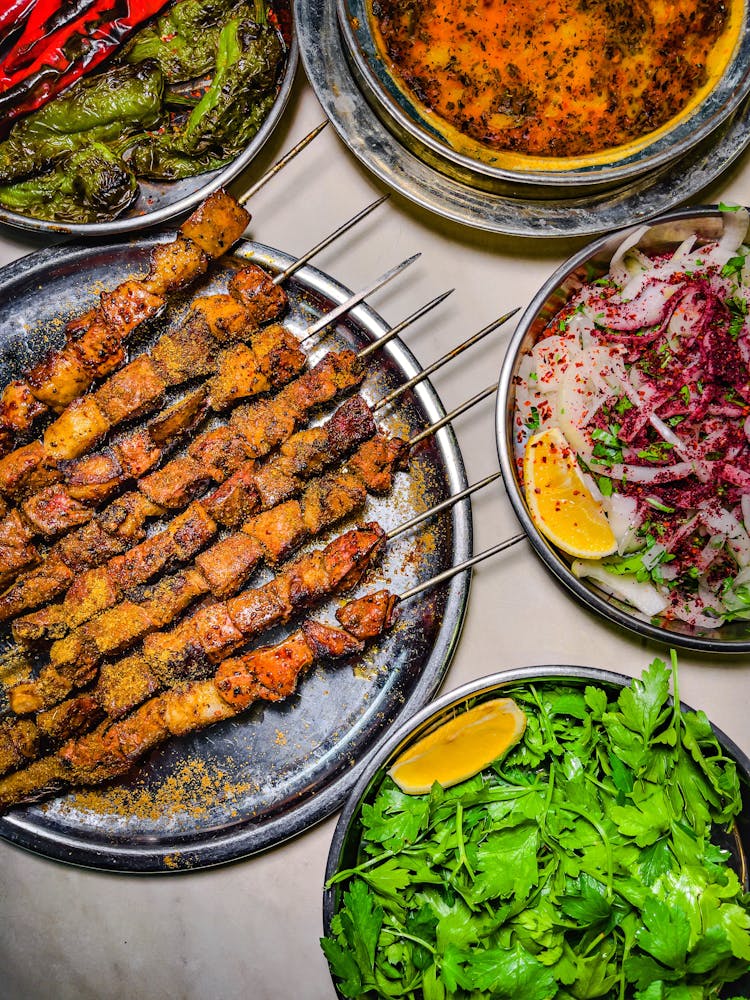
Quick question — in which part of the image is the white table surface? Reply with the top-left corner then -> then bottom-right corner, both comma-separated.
0,72 -> 749,1000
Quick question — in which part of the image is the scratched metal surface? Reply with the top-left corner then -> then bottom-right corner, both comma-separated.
0,236 -> 471,871
298,0 -> 750,237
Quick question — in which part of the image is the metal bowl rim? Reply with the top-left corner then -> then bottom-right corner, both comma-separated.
495,204 -> 750,653
296,0 -> 750,238
336,0 -> 750,189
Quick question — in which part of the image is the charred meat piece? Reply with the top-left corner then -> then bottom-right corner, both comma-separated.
179,190 -> 250,259
228,262 -> 287,324
336,589 -> 399,639
0,189 -> 248,455
0,587 -> 400,809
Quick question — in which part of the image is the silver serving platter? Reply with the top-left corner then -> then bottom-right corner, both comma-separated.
323,665 -> 750,999
496,206 -> 750,652
297,0 -> 750,237
338,0 -> 750,191
0,237 -> 471,871
0,0 -> 297,238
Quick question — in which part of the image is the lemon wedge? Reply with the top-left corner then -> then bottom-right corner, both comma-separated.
523,426 -> 617,559
387,698 -> 526,795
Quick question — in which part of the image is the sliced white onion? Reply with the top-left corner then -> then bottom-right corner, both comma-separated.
702,208 -> 750,268
555,373 -> 608,456
572,560 -> 668,616
583,279 -> 679,331
588,461 -> 697,483
742,495 -> 750,532
695,534 -> 725,573
531,334 -> 576,392
669,236 -> 698,267
641,542 -> 667,570
609,225 -> 651,286
601,492 -> 641,553
698,501 -> 750,567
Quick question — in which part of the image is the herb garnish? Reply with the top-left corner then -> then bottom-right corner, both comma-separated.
322,661 -> 750,999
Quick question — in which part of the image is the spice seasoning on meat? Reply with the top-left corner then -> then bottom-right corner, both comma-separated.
369,0 -> 739,160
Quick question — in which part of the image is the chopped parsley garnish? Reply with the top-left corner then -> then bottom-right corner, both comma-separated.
614,395 -> 634,415
727,294 -> 748,340
645,497 -> 675,513
525,406 -> 541,432
604,540 -> 674,585
637,440 -> 674,463
721,254 -> 746,278
591,425 -> 624,465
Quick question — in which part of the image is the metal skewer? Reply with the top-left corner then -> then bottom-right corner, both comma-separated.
373,308 -> 519,411
408,381 -> 499,447
273,195 -> 390,286
238,121 -> 329,205
387,471 -> 502,541
361,310 -> 513,408
357,290 -> 453,360
399,533 -> 526,602
300,253 -> 421,343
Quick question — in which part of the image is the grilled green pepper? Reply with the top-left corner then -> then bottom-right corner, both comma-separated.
0,143 -> 138,223
128,14 -> 283,180
124,0 -> 261,82
0,62 -> 165,185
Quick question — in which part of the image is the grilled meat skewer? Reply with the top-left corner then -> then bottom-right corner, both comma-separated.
5,356 -> 506,728
0,460 -> 505,775
0,285 -> 456,625
0,388 -> 211,588
0,521 -> 388,781
0,209 -> 411,496
0,264 -> 289,499
0,526 -> 528,810
0,349 -> 366,626
0,191 -> 251,457
9,424 -> 404,717
0,432 -> 405,774
29,306 -> 510,640
13,390 -> 377,648
0,585 -> 398,813
0,312 -> 303,573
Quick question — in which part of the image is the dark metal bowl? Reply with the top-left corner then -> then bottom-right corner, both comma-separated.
496,206 -> 750,653
0,0 -> 297,237
323,665 -> 750,998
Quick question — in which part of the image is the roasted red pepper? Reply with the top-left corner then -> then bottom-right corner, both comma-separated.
0,0 -> 36,35
0,0 -> 170,124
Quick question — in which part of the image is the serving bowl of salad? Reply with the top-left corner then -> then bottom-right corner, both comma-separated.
496,206 -> 750,652
321,661 -> 750,998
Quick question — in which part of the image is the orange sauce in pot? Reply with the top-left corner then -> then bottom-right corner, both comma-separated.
369,0 -> 741,164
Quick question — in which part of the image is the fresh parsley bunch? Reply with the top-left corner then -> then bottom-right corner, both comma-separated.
322,659 -> 750,999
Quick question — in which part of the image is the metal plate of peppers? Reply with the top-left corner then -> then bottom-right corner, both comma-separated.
0,0 -> 297,235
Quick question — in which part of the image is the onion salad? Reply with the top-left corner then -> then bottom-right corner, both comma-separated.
514,207 -> 750,629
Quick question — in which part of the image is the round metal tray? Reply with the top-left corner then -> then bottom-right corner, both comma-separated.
0,237 -> 471,872
296,0 -> 750,237
0,0 -> 297,238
